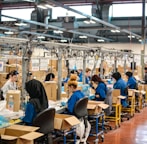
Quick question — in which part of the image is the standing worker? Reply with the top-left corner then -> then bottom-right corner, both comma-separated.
1,70 -> 19,99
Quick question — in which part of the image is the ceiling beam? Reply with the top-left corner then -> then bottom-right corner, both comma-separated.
1,14 -> 113,41
46,0 -> 141,39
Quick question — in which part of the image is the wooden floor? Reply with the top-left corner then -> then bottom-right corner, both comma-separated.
88,107 -> 147,144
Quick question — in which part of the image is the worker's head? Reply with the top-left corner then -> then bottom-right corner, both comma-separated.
45,73 -> 55,81
6,70 -> 19,82
68,75 -> 78,93
85,68 -> 91,77
125,71 -> 133,79
112,72 -> 121,82
144,67 -> 147,73
91,75 -> 103,89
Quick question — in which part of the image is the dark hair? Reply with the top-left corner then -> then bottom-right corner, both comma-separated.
112,72 -> 121,81
91,75 -> 103,83
125,71 -> 133,78
98,68 -> 105,75
6,70 -> 19,79
144,67 -> 147,70
45,73 -> 55,81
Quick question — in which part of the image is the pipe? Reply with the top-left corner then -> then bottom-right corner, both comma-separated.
47,0 -> 141,39
1,14 -> 112,41
141,0 -> 146,79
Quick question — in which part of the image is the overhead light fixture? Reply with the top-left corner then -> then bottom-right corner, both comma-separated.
37,3 -> 54,9
84,20 -> 96,24
139,39 -> 142,42
111,30 -> 120,33
53,30 -> 63,34
79,35 -> 88,39
45,4 -> 54,9
37,5 -> 47,9
4,31 -> 14,35
97,39 -> 104,42
128,35 -> 135,38
37,36 -> 45,39
60,39 -> 68,42
15,22 -> 27,26
115,30 -> 120,33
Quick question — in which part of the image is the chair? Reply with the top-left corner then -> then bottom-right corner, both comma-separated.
33,108 -> 55,144
74,97 -> 88,119
74,97 -> 89,143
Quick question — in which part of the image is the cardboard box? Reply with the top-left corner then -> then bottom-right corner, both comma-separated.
0,73 -> 8,81
0,124 -> 43,144
6,64 -> 22,73
61,92 -> 68,98
54,114 -> 80,130
87,100 -> 109,115
6,90 -> 21,112
112,89 -> 121,104
43,81 -> 57,101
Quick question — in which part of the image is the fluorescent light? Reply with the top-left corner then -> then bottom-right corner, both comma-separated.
111,30 -> 120,33
90,20 -> 96,24
37,36 -> 45,39
128,35 -> 135,38
53,30 -> 63,34
37,5 -> 47,9
139,39 -> 142,42
60,39 -> 68,42
79,35 -> 87,39
15,22 -> 27,26
116,30 -> 120,33
111,30 -> 116,33
84,20 -> 90,24
45,4 -> 54,9
97,39 -> 104,42
84,20 -> 96,24
132,35 -> 135,38
4,31 -> 14,35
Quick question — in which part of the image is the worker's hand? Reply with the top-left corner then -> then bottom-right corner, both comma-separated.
95,95 -> 100,98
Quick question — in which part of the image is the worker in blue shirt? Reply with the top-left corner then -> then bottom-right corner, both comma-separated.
91,75 -> 107,101
67,75 -> 85,115
22,79 -> 48,125
125,71 -> 137,89
112,72 -> 129,107
78,68 -> 91,84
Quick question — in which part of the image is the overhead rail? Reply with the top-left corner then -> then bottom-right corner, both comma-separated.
1,14 -> 112,42
46,0 -> 142,39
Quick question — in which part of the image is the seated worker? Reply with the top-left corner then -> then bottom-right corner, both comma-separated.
144,67 -> 147,84
22,79 -> 48,125
45,73 -> 55,81
67,75 -> 85,115
67,75 -> 91,144
63,70 -> 79,84
112,72 -> 129,108
78,68 -> 91,84
1,70 -> 18,99
125,71 -> 137,89
91,75 -> 107,101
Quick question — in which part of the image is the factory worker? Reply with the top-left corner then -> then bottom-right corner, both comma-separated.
1,70 -> 18,99
125,71 -> 137,89
67,75 -> 91,144
91,75 -> 108,101
67,74 -> 85,114
45,72 -> 55,81
78,68 -> 91,84
22,79 -> 48,125
112,72 -> 129,108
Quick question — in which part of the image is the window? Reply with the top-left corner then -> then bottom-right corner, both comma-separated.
52,5 -> 92,19
109,3 -> 146,17
1,8 -> 35,21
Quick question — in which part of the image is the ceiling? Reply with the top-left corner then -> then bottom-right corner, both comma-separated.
0,0 -> 145,44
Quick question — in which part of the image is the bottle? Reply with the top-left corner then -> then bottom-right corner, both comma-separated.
8,95 -> 14,111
